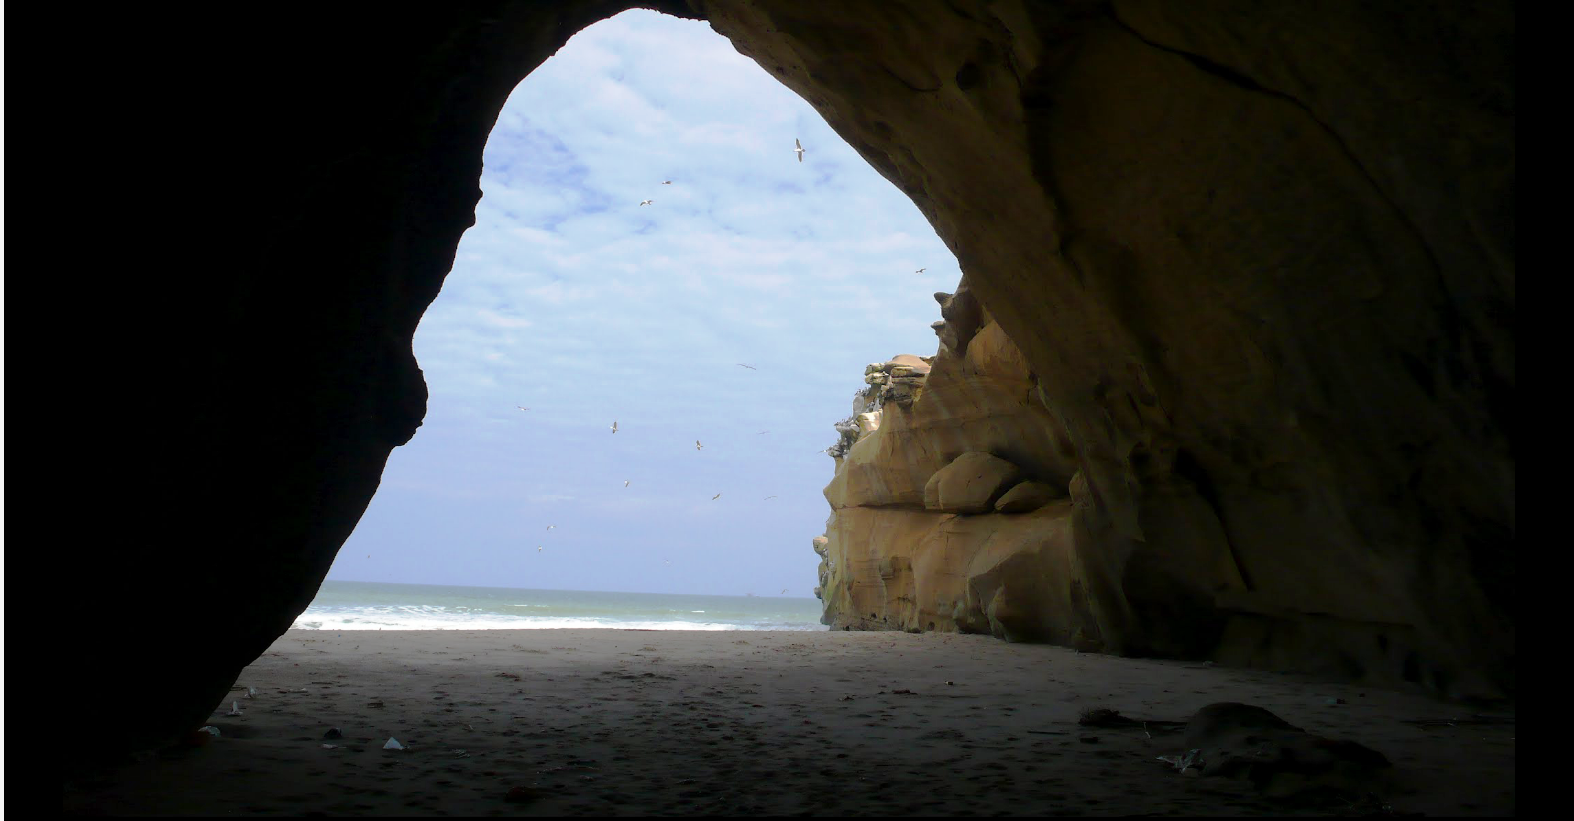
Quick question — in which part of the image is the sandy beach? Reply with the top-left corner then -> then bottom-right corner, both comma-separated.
62,629 -> 1514,816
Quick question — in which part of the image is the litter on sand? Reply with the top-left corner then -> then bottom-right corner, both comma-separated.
199,726 -> 221,737
384,737 -> 405,750
226,701 -> 243,716
1157,749 -> 1204,770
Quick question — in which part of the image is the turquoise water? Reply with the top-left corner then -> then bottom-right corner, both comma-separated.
294,580 -> 828,631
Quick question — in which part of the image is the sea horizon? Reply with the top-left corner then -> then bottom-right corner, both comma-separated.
294,578 -> 828,632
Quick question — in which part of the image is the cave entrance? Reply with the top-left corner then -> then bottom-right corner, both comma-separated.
297,9 -> 959,632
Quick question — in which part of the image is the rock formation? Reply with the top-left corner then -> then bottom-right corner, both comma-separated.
62,0 -> 1512,762
816,287 -> 1097,643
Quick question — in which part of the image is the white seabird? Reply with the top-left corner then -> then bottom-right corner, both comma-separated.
764,495 -> 777,500
737,363 -> 756,370
611,420 -> 618,433
794,138 -> 805,162
547,525 -> 556,531
695,440 -> 704,451
639,200 -> 653,206
516,406 -> 529,411
915,267 -> 926,274
624,480 -> 631,487
712,493 -> 722,500
758,430 -> 769,434
661,180 -> 672,185
781,589 -> 788,595
538,546 -> 543,552
227,701 -> 243,716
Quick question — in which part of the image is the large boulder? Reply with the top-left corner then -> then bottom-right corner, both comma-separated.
994,480 -> 1061,514
923,452 -> 1023,514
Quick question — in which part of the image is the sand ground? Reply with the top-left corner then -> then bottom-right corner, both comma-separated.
61,629 -> 1514,816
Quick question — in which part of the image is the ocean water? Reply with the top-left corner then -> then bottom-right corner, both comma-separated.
293,580 -> 829,631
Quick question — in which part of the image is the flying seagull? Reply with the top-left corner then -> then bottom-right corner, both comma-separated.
781,589 -> 788,595
758,430 -> 769,435
764,495 -> 777,500
661,180 -> 672,185
537,546 -> 543,552
737,363 -> 756,370
794,138 -> 805,163
611,420 -> 618,433
547,525 -> 556,531
696,440 -> 704,451
639,199 -> 653,206
624,480 -> 631,487
712,493 -> 722,500
915,268 -> 926,274
516,406 -> 529,411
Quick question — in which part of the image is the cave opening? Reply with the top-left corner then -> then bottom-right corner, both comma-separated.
58,5 -> 1511,812
295,9 -> 962,633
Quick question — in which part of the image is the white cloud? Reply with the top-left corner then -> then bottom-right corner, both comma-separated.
476,309 -> 534,329
334,9 -> 960,595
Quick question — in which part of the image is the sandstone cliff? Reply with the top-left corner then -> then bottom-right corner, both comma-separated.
814,274 -> 1486,697
816,279 -> 1113,643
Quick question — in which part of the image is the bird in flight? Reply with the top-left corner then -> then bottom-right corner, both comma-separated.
794,138 -> 805,162
696,440 -> 704,451
516,406 -> 529,411
624,480 -> 631,487
547,525 -> 556,531
737,363 -> 756,370
611,420 -> 618,433
758,430 -> 769,435
661,180 -> 672,185
537,546 -> 543,552
639,200 -> 653,206
781,589 -> 788,595
915,268 -> 926,274
712,493 -> 722,500
764,495 -> 777,500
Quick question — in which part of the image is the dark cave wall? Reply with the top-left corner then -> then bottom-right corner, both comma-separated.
701,0 -> 1512,696
61,0 -> 1510,761
68,0 -> 686,759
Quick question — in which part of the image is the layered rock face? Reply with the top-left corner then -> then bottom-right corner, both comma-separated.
67,0 -> 1512,761
719,1 -> 1514,700
815,283 -> 1245,651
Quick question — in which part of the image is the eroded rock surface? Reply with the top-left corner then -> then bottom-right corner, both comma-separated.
815,296 -> 1090,642
73,0 -> 1512,761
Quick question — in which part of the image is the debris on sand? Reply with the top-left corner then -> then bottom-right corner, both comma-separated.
1165,702 -> 1393,802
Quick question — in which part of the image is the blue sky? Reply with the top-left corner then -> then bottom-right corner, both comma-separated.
326,10 -> 958,597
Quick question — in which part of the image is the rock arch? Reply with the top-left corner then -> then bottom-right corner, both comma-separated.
65,0 -> 1512,760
